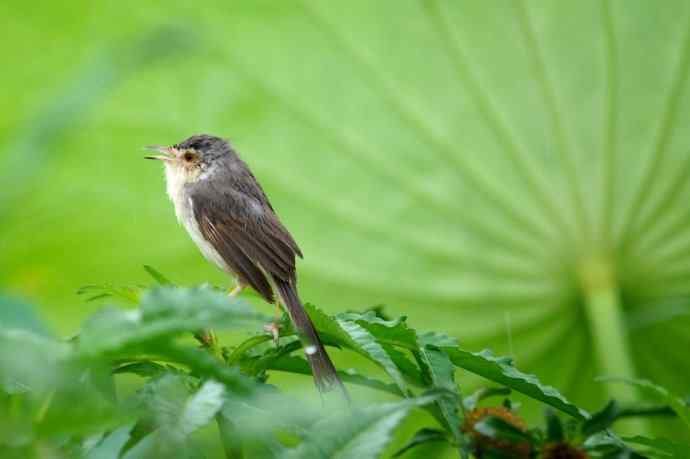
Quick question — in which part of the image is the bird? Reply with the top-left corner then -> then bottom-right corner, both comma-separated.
145,134 -> 348,398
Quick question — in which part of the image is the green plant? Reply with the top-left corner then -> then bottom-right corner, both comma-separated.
1,268 -> 687,458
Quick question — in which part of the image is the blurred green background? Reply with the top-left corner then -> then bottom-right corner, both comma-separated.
2,0 -> 690,437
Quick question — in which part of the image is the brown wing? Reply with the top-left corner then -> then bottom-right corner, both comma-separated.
190,184 -> 301,304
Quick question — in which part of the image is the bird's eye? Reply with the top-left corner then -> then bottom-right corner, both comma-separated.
183,151 -> 196,162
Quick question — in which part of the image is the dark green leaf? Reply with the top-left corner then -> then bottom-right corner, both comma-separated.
544,409 -> 564,443
600,377 -> 690,431
114,361 -> 168,378
393,428 -> 449,457
582,400 -> 620,437
474,416 -> 532,444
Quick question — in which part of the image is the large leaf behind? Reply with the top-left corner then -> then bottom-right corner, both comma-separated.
2,0 -> 690,430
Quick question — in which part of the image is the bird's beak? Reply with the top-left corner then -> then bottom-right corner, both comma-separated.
144,145 -> 178,161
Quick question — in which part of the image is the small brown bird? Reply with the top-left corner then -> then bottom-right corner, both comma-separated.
146,134 -> 347,398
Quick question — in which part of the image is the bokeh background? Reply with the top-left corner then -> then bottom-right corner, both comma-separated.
2,0 -> 690,441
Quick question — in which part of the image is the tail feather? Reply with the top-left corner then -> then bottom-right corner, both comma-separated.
274,278 -> 349,400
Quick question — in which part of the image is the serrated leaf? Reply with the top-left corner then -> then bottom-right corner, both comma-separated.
302,304 -> 409,392
281,396 -> 437,459
336,318 -> 407,393
446,348 -> 587,419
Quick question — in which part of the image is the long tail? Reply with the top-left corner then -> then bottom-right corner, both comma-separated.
274,278 -> 349,400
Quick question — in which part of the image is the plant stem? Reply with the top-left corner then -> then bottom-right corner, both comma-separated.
579,257 -> 648,434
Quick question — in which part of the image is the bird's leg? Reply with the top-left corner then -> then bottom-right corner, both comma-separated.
263,302 -> 284,345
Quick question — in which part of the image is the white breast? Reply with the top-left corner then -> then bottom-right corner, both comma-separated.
164,164 -> 231,274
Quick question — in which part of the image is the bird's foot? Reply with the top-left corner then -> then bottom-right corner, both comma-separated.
263,322 -> 281,345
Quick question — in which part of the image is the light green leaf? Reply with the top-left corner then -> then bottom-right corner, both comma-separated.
141,374 -> 225,445
0,296 -> 51,337
281,396 -> 436,459
176,379 -> 226,440
85,423 -> 135,459
416,344 -> 467,458
623,435 -> 690,459
78,286 -> 268,354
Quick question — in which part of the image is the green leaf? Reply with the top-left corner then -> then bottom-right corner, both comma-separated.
544,409 -> 564,443
143,265 -> 174,286
85,423 -> 135,459
335,318 -> 407,393
78,286 -> 268,355
393,428 -> 449,457
582,400 -> 620,437
302,304 -> 410,392
0,329 -> 69,393
113,361 -> 168,378
416,344 -> 467,458
446,348 -> 587,419
600,378 -> 690,431
623,435 -> 690,459
121,432 -> 158,459
0,296 -> 51,337
463,387 -> 512,411
473,416 -> 532,444
268,354 -> 402,396
140,374 -> 225,446
281,396 -> 437,459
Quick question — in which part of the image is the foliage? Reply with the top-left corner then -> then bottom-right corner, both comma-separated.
1,269 -> 688,458
4,1 -> 690,420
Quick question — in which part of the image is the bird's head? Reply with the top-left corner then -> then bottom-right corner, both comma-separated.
145,134 -> 229,183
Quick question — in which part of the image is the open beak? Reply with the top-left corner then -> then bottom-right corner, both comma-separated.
144,145 -> 178,161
